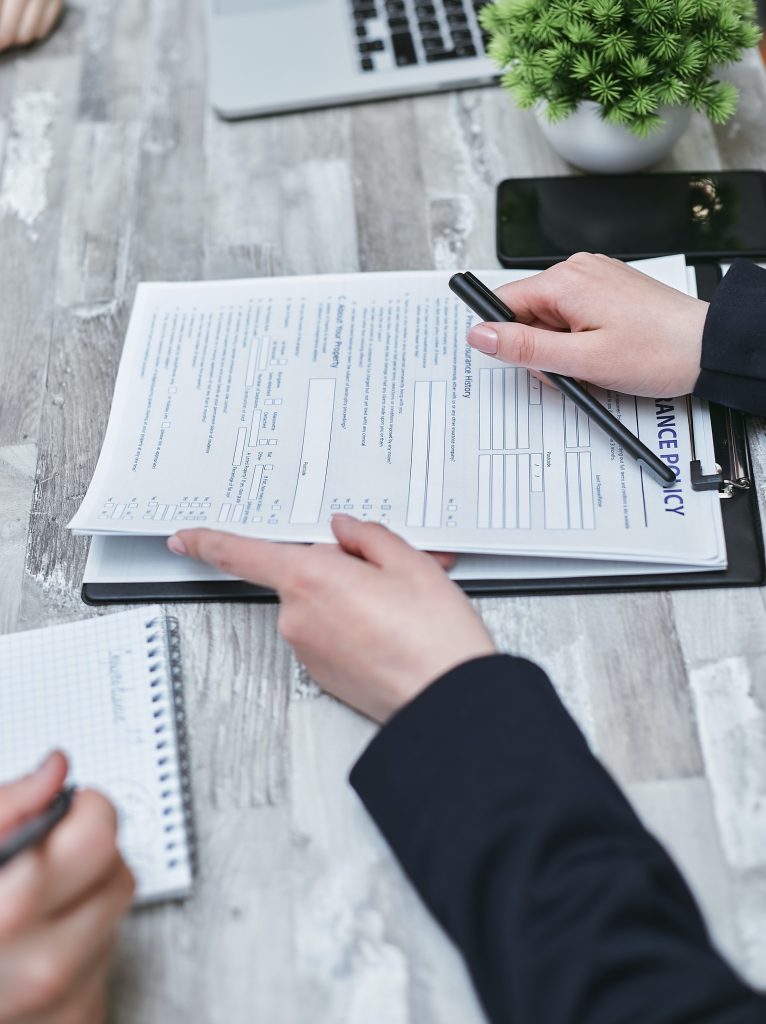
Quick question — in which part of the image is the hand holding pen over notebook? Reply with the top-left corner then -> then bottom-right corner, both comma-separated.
453,254 -> 711,487
0,751 -> 134,1022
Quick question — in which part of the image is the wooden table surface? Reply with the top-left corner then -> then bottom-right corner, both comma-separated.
1,2 -> 765,1021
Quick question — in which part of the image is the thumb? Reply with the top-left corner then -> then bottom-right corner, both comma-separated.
331,514 -> 421,571
0,752 -> 68,838
468,322 -> 602,380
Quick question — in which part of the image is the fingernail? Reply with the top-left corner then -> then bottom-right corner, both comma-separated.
36,752 -> 57,773
167,535 -> 187,556
468,324 -> 498,355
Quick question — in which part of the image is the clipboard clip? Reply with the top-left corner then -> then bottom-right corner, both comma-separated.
687,398 -> 752,498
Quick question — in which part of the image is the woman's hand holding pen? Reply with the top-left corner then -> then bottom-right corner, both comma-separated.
467,252 -> 709,398
0,753 -> 134,1024
168,516 -> 496,723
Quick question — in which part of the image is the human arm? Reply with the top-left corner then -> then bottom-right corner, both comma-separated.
0,0 -> 62,51
694,259 -> 766,414
169,518 -> 766,1023
467,252 -> 766,415
0,752 -> 135,1023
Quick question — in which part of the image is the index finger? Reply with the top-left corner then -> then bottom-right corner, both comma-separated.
169,528 -> 306,591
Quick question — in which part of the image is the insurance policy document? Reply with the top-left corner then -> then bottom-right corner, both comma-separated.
70,257 -> 725,568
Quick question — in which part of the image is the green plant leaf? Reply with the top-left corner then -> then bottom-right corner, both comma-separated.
624,82 -> 660,114
601,28 -> 634,60
571,49 -> 603,78
623,54 -> 652,78
589,71 -> 622,103
655,76 -> 688,103
628,111 -> 666,137
633,0 -> 674,30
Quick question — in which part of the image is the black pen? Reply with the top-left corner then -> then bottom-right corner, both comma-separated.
0,787 -> 76,868
449,271 -> 676,486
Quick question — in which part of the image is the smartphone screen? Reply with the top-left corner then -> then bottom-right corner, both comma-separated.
496,171 -> 766,267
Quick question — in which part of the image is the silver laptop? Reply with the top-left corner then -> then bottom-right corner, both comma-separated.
208,0 -> 497,119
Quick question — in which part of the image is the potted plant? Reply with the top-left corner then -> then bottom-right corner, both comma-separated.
480,0 -> 762,173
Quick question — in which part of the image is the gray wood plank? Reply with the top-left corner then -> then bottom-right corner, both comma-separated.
76,0 -> 117,121
688,655 -> 766,874
350,100 -> 433,271
0,443 -> 37,634
0,56 -> 81,446
712,52 -> 766,168
130,0 -> 206,285
109,0 -> 151,123
19,306 -> 124,629
55,121 -> 140,308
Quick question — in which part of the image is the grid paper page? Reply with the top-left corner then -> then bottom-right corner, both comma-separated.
0,607 -> 192,903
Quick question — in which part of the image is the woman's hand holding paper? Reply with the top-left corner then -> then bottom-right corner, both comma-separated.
168,516 -> 495,723
468,252 -> 708,398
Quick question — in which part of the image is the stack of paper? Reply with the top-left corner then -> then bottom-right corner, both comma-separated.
71,255 -> 726,586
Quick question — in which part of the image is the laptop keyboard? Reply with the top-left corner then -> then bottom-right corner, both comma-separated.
352,0 -> 490,72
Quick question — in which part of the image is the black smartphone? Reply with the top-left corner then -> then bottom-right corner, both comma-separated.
496,170 -> 766,268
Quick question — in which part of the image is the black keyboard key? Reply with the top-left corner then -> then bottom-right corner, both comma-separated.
359,39 -> 385,51
360,56 -> 375,71
418,18 -> 440,33
423,35 -> 445,52
451,28 -> 474,43
388,15 -> 409,29
426,42 -> 476,61
391,30 -> 418,65
355,23 -> 367,37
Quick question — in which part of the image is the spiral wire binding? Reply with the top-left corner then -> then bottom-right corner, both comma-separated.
144,615 -> 197,878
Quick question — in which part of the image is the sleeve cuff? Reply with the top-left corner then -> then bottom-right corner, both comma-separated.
694,259 -> 766,415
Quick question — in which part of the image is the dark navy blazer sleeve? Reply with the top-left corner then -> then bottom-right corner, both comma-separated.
350,656 -> 766,1023
694,259 -> 766,415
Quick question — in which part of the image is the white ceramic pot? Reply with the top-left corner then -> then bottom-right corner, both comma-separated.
536,101 -> 693,174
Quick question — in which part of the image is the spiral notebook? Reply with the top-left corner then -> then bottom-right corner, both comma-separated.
0,608 -> 194,904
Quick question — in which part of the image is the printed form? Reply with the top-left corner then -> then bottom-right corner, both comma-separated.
70,257 -> 725,568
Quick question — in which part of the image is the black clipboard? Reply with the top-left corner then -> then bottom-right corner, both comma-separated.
81,264 -> 765,605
